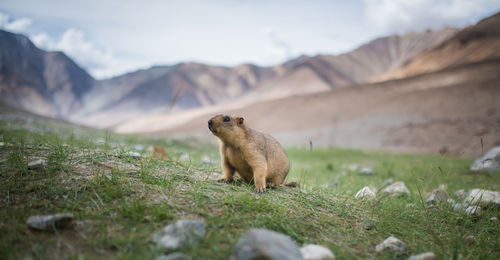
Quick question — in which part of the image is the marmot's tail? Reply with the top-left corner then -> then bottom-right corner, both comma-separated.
283,181 -> 298,188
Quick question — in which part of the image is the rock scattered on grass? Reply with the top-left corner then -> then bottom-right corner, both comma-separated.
426,189 -> 448,204
464,189 -> 500,207
407,252 -> 436,260
0,141 -> 4,147
359,167 -> 374,175
375,236 -> 407,253
27,159 -> 46,169
454,189 -> 467,199
489,217 -> 498,222
127,151 -> 141,159
153,220 -> 205,250
300,244 -> 335,260
464,206 -> 482,217
470,146 -> 500,172
355,186 -> 377,200
233,228 -> 302,260
156,253 -> 187,260
382,182 -> 410,196
26,213 -> 73,231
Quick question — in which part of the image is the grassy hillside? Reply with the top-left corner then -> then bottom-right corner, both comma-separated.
0,110 -> 499,259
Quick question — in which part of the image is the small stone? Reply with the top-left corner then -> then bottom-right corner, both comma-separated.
470,146 -> 500,172
201,155 -> 211,164
133,144 -> 144,151
464,235 -> 474,245
233,228 -> 302,260
153,220 -> 205,250
0,142 -> 4,147
300,244 -> 335,260
180,153 -> 189,161
425,189 -> 448,204
454,189 -> 467,199
489,217 -> 498,222
407,252 -> 436,260
382,182 -> 410,196
446,198 -> 456,205
375,236 -> 407,253
128,151 -> 141,159
464,206 -> 482,217
359,168 -> 374,175
464,189 -> 500,207
95,138 -> 105,145
380,178 -> 394,189
27,159 -> 46,169
452,203 -> 467,212
156,253 -> 187,260
355,186 -> 377,200
26,213 -> 74,230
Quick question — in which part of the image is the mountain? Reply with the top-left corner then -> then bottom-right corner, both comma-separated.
69,27 -> 456,127
374,12 -> 500,81
0,30 -> 95,118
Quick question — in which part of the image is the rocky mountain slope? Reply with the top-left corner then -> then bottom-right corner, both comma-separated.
374,12 -> 500,81
75,28 -> 456,127
0,30 -> 95,118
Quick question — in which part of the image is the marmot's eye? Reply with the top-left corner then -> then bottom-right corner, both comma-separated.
223,116 -> 230,122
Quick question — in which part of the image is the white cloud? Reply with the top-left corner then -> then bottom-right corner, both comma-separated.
0,12 -> 32,33
363,0 -> 500,33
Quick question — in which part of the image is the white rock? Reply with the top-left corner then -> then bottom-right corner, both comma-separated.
470,146 -> 500,172
464,189 -> 500,207
180,153 -> 189,161
201,155 -> 211,164
359,167 -> 374,175
300,244 -> 335,260
452,203 -> 467,212
464,206 -> 482,217
26,213 -> 73,230
355,186 -> 377,200
127,151 -> 141,159
27,159 -> 46,168
375,236 -> 407,253
0,142 -> 4,147
382,182 -> 410,196
153,220 -> 205,250
489,217 -> 498,222
233,228 -> 302,260
425,189 -> 448,204
133,144 -> 144,151
454,189 -> 467,199
407,252 -> 436,260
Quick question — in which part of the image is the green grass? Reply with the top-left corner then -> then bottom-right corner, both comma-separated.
0,112 -> 499,259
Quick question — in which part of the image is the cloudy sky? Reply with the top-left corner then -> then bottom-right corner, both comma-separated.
1,0 -> 499,79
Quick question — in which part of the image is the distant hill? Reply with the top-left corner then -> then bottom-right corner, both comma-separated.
72,28 -> 456,127
0,30 -> 95,118
374,12 -> 500,81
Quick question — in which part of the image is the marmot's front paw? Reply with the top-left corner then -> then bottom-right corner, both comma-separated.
254,186 -> 266,193
218,176 -> 233,183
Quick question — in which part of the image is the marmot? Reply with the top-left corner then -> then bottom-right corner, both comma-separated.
208,114 -> 296,193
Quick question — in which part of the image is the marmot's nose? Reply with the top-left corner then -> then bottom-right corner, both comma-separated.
208,120 -> 213,127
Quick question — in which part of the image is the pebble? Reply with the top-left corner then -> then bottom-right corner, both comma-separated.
464,206 -> 482,217
354,186 -> 377,200
425,189 -> 448,204
454,189 -> 467,199
375,236 -> 407,253
153,220 -> 205,250
382,182 -> 410,196
127,151 -> 141,159
232,228 -> 302,260
359,167 -> 374,175
407,252 -> 436,260
26,213 -> 74,230
300,244 -> 335,260
464,189 -> 500,207
489,217 -> 498,222
27,159 -> 46,169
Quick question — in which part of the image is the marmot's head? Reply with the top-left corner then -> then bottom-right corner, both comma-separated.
208,114 -> 246,143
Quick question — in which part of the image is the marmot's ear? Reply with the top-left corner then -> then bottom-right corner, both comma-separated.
237,117 -> 244,126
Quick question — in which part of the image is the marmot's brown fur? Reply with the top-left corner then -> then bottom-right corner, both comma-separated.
208,114 -> 295,193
